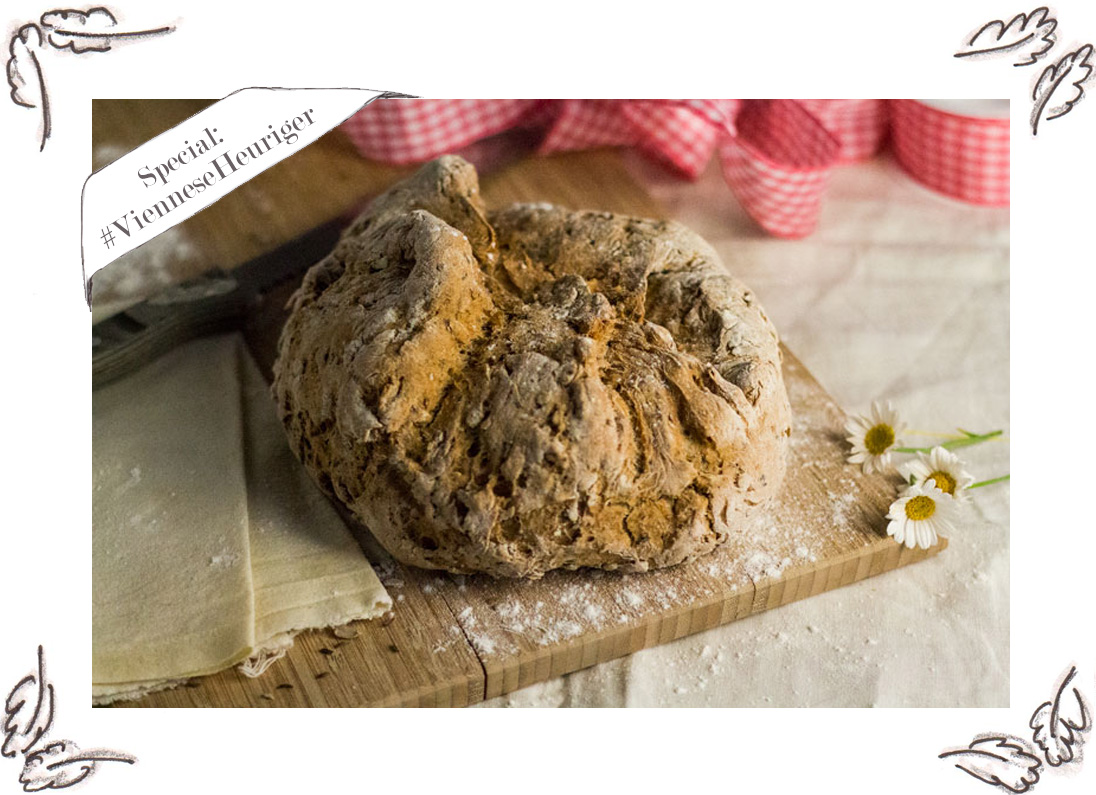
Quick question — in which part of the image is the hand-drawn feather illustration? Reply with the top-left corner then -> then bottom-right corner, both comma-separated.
4,646 -> 137,791
939,736 -> 1043,793
39,7 -> 174,53
5,24 -> 50,151
18,740 -> 136,792
5,7 -> 174,150
954,7 -> 1057,66
40,7 -> 119,53
1,646 -> 54,759
1029,665 -> 1090,767
1031,44 -> 1094,135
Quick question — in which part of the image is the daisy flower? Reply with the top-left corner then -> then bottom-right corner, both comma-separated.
845,401 -> 905,474
886,481 -> 957,550
899,446 -> 975,501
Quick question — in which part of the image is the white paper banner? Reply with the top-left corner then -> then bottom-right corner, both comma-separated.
81,87 -> 392,305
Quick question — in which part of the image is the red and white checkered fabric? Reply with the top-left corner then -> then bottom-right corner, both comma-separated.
537,99 -> 737,178
341,98 -> 1008,238
717,100 -> 839,238
888,100 -> 1009,207
342,99 -> 538,163
797,99 -> 890,163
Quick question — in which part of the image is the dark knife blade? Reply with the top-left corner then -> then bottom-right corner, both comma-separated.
91,212 -> 352,388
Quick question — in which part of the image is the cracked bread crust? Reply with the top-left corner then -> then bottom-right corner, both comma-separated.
273,155 -> 792,578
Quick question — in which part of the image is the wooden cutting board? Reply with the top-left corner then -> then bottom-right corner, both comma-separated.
95,101 -> 945,708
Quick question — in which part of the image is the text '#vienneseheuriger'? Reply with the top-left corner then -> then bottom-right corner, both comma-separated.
97,108 -> 317,251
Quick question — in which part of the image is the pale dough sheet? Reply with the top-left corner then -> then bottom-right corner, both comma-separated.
93,335 -> 255,685
92,334 -> 390,704
239,348 -> 392,641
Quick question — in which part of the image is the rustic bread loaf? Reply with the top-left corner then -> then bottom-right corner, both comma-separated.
273,155 -> 791,578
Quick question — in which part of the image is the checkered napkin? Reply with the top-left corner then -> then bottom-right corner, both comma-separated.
341,99 -> 1008,238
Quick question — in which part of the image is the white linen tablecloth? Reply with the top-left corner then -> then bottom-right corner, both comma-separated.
481,151 -> 1010,707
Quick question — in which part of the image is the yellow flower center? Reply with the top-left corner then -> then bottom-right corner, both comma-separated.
864,423 -> 895,455
928,470 -> 957,495
905,495 -> 936,521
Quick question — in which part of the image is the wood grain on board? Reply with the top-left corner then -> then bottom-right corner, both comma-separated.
94,101 -> 944,708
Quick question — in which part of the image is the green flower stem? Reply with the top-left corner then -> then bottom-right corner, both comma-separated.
894,429 -> 1003,454
967,474 -> 1010,489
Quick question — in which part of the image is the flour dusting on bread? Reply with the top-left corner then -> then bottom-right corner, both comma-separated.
273,156 -> 791,578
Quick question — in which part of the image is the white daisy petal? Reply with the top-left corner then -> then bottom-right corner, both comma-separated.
885,481 -> 956,550
909,518 -> 921,548
845,401 -> 905,474
900,446 -> 975,501
899,458 -> 930,483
